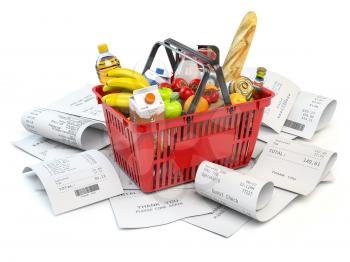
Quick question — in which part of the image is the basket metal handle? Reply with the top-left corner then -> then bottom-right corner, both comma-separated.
142,38 -> 232,115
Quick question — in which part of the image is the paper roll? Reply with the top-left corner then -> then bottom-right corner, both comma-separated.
195,161 -> 274,218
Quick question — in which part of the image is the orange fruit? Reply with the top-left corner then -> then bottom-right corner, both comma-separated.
230,93 -> 247,105
184,95 -> 209,113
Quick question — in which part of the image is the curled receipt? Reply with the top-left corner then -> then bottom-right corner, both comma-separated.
21,107 -> 110,150
194,161 -> 291,221
23,150 -> 124,215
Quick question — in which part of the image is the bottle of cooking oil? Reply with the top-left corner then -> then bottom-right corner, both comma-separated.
96,43 -> 121,85
252,67 -> 267,100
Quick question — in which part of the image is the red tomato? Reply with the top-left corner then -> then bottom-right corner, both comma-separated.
189,78 -> 201,90
203,85 -> 219,103
159,82 -> 171,88
179,86 -> 195,101
172,78 -> 188,92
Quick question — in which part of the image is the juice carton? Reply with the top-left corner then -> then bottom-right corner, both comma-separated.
129,86 -> 165,124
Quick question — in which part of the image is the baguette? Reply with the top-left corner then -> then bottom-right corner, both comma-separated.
222,11 -> 257,83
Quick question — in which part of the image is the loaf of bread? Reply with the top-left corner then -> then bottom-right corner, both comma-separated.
222,12 -> 257,83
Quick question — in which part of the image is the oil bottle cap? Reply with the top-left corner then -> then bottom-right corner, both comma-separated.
257,67 -> 267,73
256,67 -> 267,81
145,93 -> 155,104
98,43 -> 109,53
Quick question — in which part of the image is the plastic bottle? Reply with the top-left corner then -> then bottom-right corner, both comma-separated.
253,67 -> 267,91
198,47 -> 219,86
174,54 -> 201,83
95,43 -> 121,85
252,67 -> 267,99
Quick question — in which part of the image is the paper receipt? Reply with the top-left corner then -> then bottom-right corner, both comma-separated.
23,150 -> 123,215
109,188 -> 214,228
282,91 -> 337,139
250,137 -> 337,195
184,205 -> 250,238
47,84 -> 105,122
21,107 -> 110,150
195,161 -> 275,220
13,134 -> 81,160
257,125 -> 297,143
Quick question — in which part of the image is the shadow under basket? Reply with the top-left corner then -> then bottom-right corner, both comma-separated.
93,85 -> 274,192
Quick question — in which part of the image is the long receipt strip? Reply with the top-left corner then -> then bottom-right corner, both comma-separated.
242,67 -> 336,141
185,137 -> 336,237
21,107 -> 110,150
13,135 -> 139,190
13,134 -> 81,160
257,125 -> 297,143
184,188 -> 298,237
282,91 -> 337,139
193,161 -> 296,222
23,150 -> 123,215
109,189 -> 214,228
250,136 -> 337,195
47,85 -> 105,122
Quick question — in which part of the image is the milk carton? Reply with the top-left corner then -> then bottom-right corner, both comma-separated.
129,85 -> 165,124
144,69 -> 169,86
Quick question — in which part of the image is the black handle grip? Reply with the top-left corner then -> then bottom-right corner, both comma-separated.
164,38 -> 216,66
142,39 -> 232,115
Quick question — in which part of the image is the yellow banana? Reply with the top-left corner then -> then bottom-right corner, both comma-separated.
103,77 -> 148,92
102,92 -> 133,109
107,68 -> 149,87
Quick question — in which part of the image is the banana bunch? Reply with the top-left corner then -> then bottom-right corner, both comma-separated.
103,68 -> 149,92
101,68 -> 150,114
102,92 -> 133,115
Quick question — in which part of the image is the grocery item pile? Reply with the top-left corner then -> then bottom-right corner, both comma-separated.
97,12 -> 260,122
14,12 -> 338,237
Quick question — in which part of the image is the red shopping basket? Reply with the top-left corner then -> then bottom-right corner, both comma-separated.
93,39 -> 274,192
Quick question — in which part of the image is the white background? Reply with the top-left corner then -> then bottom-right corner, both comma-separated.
0,0 -> 349,261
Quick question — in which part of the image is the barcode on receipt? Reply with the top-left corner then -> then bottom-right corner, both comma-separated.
284,120 -> 305,131
74,184 -> 100,196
